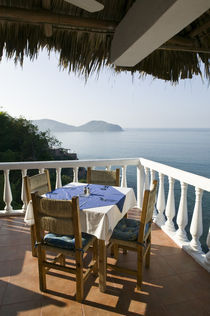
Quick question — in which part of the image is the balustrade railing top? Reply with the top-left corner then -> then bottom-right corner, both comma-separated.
140,158 -> 210,192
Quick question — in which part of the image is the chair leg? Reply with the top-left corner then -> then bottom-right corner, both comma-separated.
122,214 -> 128,255
145,236 -> 151,268
136,248 -> 143,291
111,244 -> 114,256
145,244 -> 151,268
123,248 -> 127,254
113,244 -> 119,260
38,247 -> 46,292
30,225 -> 37,257
59,254 -> 66,266
76,252 -> 84,302
92,239 -> 98,275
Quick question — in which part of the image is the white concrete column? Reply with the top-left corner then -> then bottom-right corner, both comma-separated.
3,169 -> 13,213
165,177 -> 176,232
121,165 -> 127,187
137,164 -> 144,208
155,173 -> 166,226
190,187 -> 203,252
56,168 -> 62,189
21,169 -> 27,213
144,167 -> 150,191
150,169 -> 157,217
150,169 -> 155,189
205,227 -> 210,266
176,182 -> 188,242
73,167 -> 79,182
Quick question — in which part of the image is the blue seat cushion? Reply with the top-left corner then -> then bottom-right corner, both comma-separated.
111,218 -> 149,242
43,232 -> 94,251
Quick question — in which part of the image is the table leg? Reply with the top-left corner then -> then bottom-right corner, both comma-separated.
98,239 -> 106,292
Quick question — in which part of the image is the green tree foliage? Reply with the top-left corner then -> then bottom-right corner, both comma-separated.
0,111 -> 74,209
0,111 -> 60,162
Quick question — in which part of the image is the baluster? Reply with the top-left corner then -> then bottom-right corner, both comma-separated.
21,169 -> 27,213
150,169 -> 155,189
205,227 -> 210,265
137,164 -> 144,208
56,168 -> 62,188
164,177 -> 176,232
121,165 -> 127,187
3,169 -> 13,213
39,168 -> 45,174
155,173 -> 166,226
190,187 -> 203,252
106,165 -> 111,171
73,167 -> 79,182
150,169 -> 157,217
144,167 -> 150,191
176,182 -> 188,242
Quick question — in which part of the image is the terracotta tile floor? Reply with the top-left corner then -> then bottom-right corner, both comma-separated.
0,216 -> 209,316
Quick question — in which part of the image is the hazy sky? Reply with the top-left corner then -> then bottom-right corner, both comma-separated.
0,50 -> 209,128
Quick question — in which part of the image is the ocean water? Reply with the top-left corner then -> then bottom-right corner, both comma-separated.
54,129 -> 210,251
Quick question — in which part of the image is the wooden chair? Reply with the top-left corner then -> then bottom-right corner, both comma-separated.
31,192 -> 98,302
87,167 -> 121,256
87,167 -> 120,187
107,180 -> 158,290
24,170 -> 51,257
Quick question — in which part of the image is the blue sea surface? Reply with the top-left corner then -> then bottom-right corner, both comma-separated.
54,128 -> 210,251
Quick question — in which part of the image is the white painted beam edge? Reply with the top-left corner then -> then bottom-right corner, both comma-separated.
64,0 -> 104,13
111,0 -> 210,67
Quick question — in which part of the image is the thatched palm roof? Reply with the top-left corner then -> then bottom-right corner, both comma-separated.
0,0 -> 209,82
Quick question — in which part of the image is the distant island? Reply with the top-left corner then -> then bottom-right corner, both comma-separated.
32,119 -> 123,132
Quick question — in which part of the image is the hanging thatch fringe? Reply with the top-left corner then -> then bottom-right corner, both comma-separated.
0,0 -> 209,83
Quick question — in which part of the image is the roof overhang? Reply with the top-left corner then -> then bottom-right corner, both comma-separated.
110,0 -> 210,67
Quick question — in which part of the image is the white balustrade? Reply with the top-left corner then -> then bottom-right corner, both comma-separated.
164,177 -> 176,232
3,169 -> 13,213
21,169 -> 27,213
137,164 -> 144,208
144,167 -> 150,191
205,228 -> 210,266
190,187 -> 203,252
106,165 -> 111,171
39,168 -> 45,173
150,169 -> 157,217
150,169 -> 155,188
121,165 -> 127,187
73,167 -> 79,182
56,168 -> 62,188
155,173 -> 166,226
176,182 -> 188,242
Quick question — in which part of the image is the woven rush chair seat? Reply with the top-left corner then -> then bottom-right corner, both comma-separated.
43,232 -> 95,251
108,180 -> 158,290
111,217 -> 149,242
31,192 -> 98,302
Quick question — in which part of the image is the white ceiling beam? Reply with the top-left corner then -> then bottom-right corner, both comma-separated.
110,0 -> 210,67
64,0 -> 104,13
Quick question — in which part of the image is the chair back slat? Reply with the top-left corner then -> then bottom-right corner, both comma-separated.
31,193 -> 80,239
87,168 -> 120,187
24,170 -> 51,203
138,180 -> 157,243
40,216 -> 74,235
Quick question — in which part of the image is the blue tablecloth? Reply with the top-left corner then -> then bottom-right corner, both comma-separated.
46,184 -> 126,213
